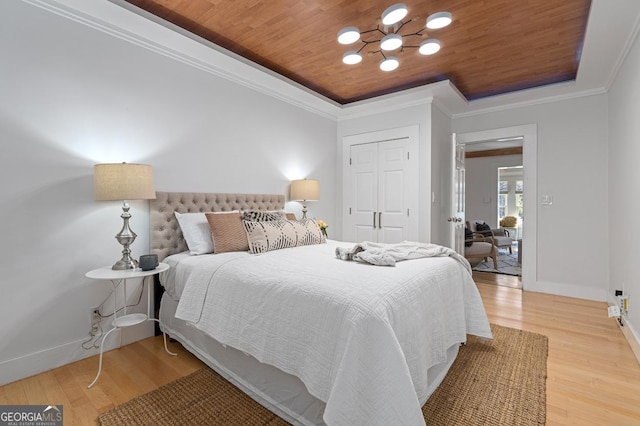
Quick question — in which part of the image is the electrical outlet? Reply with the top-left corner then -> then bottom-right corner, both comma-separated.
90,307 -> 100,324
608,305 -> 620,317
621,295 -> 629,317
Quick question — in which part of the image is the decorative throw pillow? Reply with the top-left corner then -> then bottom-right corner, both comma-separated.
476,222 -> 492,236
285,212 -> 297,220
243,219 -> 301,254
297,218 -> 326,245
174,212 -> 214,255
465,227 -> 473,247
205,211 -> 249,253
242,210 -> 287,222
243,219 -> 326,254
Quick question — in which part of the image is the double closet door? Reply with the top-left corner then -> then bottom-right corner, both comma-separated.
343,136 -> 418,243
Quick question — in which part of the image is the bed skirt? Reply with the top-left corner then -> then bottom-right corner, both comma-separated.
159,293 -> 459,425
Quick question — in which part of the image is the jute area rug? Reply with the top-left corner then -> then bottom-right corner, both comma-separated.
99,324 -> 547,426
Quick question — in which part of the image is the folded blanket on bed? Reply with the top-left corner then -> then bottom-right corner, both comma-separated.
336,241 -> 472,273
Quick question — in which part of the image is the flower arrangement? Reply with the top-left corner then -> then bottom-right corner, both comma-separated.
500,215 -> 518,227
317,220 -> 328,237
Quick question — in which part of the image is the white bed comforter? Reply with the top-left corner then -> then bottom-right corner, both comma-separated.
171,241 -> 492,426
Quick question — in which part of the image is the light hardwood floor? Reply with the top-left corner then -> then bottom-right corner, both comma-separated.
1,273 -> 639,425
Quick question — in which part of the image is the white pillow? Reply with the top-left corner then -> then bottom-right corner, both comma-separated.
174,212 -> 214,255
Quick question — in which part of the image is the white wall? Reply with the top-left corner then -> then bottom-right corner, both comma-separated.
608,27 -> 640,356
465,155 -> 523,228
429,104 -> 452,246
0,1 -> 336,384
453,94 -> 609,301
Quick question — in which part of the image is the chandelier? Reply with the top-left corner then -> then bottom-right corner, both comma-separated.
337,3 -> 452,72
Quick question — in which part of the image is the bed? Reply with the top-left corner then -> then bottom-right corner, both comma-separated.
150,191 -> 492,426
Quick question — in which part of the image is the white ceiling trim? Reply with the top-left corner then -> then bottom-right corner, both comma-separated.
20,0 -> 640,122
602,9 -> 640,91
23,0 -> 343,120
452,84 -> 608,119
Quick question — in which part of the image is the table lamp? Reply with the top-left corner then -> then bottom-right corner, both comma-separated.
94,163 -> 156,270
290,179 -> 319,219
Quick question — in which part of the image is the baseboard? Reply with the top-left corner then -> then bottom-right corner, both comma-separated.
606,295 -> 640,365
0,323 -> 154,386
618,317 -> 640,365
528,282 -> 639,364
525,280 -> 608,302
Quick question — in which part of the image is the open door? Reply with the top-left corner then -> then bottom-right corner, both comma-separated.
449,133 -> 466,254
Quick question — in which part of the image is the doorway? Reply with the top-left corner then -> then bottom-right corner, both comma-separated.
455,124 -> 537,290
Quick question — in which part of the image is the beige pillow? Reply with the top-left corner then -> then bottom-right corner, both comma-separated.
297,218 -> 326,245
285,212 -> 297,220
243,219 -> 325,254
243,219 -> 299,254
205,211 -> 249,253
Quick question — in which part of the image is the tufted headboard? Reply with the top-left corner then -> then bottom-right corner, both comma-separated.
150,192 -> 285,261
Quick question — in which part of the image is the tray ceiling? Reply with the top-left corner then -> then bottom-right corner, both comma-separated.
120,0 -> 591,105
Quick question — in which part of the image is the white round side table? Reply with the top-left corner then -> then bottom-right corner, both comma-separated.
85,262 -> 176,388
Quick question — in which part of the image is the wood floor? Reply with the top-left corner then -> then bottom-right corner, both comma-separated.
2,273 -> 639,425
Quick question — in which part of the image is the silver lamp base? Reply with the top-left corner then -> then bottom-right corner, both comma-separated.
112,258 -> 138,270
112,202 -> 138,270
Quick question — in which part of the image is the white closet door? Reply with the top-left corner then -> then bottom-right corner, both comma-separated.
378,139 -> 410,243
350,143 -> 378,243
346,138 -> 414,243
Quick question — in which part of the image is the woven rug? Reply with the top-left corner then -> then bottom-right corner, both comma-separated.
472,247 -> 522,276
99,324 -> 547,426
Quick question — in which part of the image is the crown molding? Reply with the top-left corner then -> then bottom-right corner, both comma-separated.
452,84 -> 608,119
20,0 -> 640,124
603,9 -> 640,91
22,0 -> 343,120
336,80 -> 468,121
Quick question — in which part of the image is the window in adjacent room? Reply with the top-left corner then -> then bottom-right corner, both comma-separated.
497,166 -> 524,238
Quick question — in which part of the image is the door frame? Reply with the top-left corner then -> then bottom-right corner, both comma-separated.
455,124 -> 537,289
449,133 -> 466,254
342,125 -> 419,242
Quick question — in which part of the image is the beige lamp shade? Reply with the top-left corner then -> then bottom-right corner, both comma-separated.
94,163 -> 156,201
290,179 -> 320,201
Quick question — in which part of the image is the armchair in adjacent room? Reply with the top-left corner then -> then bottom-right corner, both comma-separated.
467,220 -> 514,253
464,227 -> 498,269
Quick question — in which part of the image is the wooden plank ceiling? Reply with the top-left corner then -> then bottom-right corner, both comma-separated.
122,0 -> 591,105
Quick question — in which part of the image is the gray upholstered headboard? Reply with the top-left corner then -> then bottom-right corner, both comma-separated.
150,192 -> 285,261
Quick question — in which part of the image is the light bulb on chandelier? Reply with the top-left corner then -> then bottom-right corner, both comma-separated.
380,56 -> 399,71
338,26 -> 360,45
419,39 -> 441,55
380,34 -> 403,51
381,3 -> 408,26
343,51 -> 363,64
337,3 -> 452,71
426,12 -> 452,30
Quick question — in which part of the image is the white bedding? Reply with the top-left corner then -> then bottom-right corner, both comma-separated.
164,241 -> 492,426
